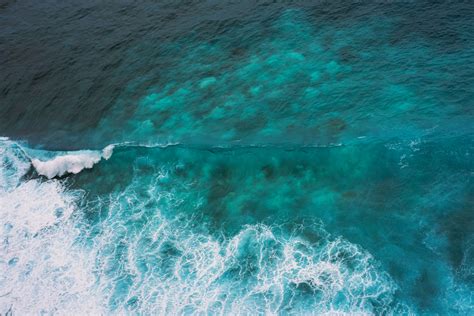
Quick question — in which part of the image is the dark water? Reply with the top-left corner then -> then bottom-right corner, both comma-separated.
0,1 -> 473,314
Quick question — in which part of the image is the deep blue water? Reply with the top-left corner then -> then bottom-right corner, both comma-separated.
0,1 -> 473,314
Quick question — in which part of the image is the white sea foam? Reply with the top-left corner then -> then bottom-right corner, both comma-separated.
102,144 -> 115,160
85,175 -> 407,315
30,145 -> 115,179
0,140 -> 104,314
0,139 -> 31,191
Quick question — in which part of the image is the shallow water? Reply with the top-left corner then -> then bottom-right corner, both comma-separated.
0,1 -> 473,314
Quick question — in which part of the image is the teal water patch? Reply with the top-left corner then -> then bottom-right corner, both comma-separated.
93,9 -> 473,148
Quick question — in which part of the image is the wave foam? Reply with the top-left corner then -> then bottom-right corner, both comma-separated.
0,139 -> 31,191
84,176 -> 408,315
0,140 -> 104,314
30,145 -> 115,179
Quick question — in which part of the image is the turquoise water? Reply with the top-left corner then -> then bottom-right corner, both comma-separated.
1,2 -> 473,315
96,10 -> 472,148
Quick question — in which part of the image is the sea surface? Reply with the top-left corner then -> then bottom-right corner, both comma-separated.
1,1 -> 473,314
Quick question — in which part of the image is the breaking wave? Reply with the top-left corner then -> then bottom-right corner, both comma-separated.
29,145 -> 115,179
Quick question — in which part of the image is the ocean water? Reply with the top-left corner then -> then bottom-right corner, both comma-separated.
1,1 -> 473,315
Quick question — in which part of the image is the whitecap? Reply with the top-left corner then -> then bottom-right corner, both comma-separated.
29,145 -> 115,179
